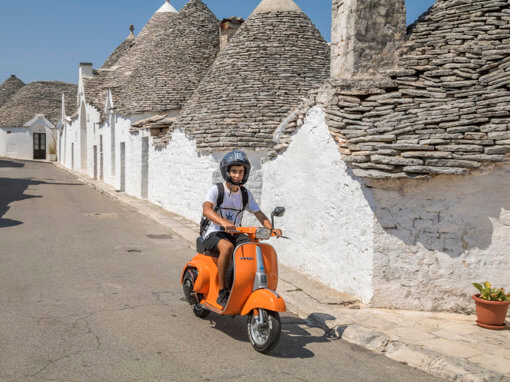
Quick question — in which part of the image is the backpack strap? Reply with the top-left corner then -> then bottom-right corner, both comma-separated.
240,186 -> 249,211
215,183 -> 224,210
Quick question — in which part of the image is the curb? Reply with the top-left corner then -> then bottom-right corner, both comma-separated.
53,163 -> 508,382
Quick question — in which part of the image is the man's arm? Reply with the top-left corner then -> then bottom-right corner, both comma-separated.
203,202 -> 234,230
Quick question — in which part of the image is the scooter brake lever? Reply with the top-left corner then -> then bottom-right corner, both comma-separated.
278,235 -> 290,240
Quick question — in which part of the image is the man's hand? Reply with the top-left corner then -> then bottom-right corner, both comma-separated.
222,220 -> 236,232
272,229 -> 283,238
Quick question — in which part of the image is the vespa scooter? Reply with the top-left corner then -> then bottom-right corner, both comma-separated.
181,207 -> 286,354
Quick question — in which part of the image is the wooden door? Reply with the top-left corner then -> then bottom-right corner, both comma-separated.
33,133 -> 46,159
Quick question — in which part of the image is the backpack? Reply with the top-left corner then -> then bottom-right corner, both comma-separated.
199,183 -> 249,237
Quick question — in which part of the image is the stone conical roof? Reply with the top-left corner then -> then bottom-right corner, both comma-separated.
102,25 -> 137,69
117,0 -> 220,115
79,26 -> 137,118
102,1 -> 181,106
0,75 -> 25,108
0,81 -> 77,128
169,0 -> 330,152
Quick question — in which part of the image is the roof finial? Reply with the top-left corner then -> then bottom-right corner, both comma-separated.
156,0 -> 177,13
127,24 -> 135,39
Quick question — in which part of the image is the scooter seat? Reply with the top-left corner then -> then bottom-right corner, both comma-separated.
196,236 -> 219,258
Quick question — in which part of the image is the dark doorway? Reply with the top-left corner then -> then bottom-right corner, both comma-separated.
93,145 -> 98,180
120,142 -> 126,192
99,135 -> 104,181
141,137 -> 149,199
33,133 -> 46,160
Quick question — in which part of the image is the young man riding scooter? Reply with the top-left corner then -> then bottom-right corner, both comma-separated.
201,150 -> 282,307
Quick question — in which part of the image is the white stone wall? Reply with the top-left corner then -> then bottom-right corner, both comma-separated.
370,165 -> 510,313
0,128 -> 33,159
0,126 -> 55,160
261,106 -> 375,302
61,102 -> 101,174
147,129 -> 265,224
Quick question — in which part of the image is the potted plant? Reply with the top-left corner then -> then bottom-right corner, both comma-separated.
472,282 -> 510,330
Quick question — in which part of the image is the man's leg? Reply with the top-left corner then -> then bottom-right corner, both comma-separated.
217,238 -> 234,290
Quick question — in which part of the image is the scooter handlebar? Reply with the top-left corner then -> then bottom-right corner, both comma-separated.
219,226 -> 289,239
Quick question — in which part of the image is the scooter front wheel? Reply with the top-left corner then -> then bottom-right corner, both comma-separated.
247,309 -> 281,354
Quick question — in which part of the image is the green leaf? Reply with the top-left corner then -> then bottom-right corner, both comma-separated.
473,283 -> 483,293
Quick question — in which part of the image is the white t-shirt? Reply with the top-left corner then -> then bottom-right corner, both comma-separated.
203,183 -> 260,238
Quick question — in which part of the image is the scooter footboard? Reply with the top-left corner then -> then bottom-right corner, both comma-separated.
240,289 -> 286,316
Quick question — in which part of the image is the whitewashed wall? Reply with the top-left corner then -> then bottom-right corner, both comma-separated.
148,129 -> 265,224
0,125 -> 55,160
0,128 -> 33,159
261,106 -> 375,302
370,164 -> 510,313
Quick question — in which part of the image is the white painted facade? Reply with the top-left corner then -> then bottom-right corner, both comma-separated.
0,115 -> 57,161
370,165 -> 510,312
261,106 -> 375,302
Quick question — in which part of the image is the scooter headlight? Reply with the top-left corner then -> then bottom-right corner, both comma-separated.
255,228 -> 271,240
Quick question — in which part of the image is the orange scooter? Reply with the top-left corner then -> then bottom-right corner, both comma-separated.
181,207 -> 287,354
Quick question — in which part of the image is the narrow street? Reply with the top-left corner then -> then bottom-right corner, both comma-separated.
0,158 -> 440,382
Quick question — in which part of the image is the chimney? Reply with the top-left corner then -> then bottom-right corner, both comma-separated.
79,62 -> 93,78
331,0 -> 406,79
219,17 -> 244,52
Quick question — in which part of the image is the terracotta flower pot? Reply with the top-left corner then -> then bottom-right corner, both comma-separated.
472,294 -> 510,330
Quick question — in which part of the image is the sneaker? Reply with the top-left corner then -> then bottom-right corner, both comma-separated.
217,288 -> 229,308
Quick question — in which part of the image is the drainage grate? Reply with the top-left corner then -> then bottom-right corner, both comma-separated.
147,234 -> 173,240
127,249 -> 142,253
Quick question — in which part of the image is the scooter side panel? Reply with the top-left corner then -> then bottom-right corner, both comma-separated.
183,254 -> 217,295
222,243 -> 279,315
222,245 -> 257,314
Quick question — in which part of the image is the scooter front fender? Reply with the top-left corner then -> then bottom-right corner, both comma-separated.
241,289 -> 286,316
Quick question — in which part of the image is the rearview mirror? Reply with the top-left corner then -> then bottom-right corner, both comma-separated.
271,207 -> 285,218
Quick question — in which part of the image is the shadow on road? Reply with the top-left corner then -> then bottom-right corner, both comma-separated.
207,314 -> 334,359
0,177 -> 81,228
0,159 -> 25,168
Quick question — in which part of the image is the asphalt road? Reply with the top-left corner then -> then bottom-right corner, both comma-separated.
0,158 -> 441,382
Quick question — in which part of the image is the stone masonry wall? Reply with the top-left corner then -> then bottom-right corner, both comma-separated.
324,0 -> 510,179
331,0 -> 407,79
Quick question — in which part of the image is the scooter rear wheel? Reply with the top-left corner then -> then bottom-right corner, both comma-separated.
182,269 -> 210,318
247,309 -> 281,354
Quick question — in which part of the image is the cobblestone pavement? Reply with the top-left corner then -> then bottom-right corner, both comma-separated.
56,162 -> 510,382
